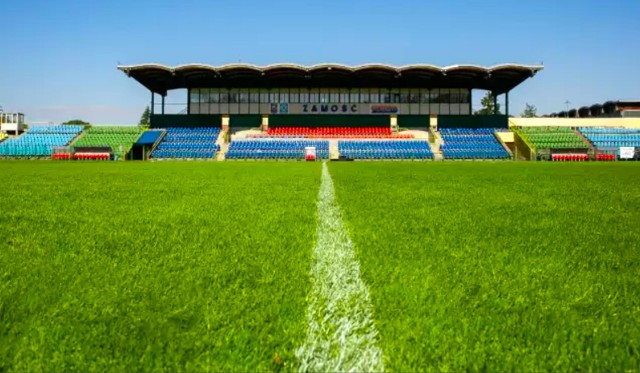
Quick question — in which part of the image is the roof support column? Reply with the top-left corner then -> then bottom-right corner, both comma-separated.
151,92 -> 155,115
187,88 -> 191,114
161,95 -> 165,115
493,92 -> 498,115
505,91 -> 510,117
469,89 -> 472,115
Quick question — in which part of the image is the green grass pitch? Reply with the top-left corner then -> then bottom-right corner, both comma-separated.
0,161 -> 321,372
330,162 -> 640,372
1,161 -> 639,372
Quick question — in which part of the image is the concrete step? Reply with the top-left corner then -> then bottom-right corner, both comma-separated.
217,142 -> 229,161
329,139 -> 339,159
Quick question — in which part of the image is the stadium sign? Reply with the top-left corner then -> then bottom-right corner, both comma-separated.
370,104 -> 400,114
271,103 -> 359,114
269,103 -> 403,115
301,104 -> 358,114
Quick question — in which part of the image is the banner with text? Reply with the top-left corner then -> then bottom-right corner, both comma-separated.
269,103 -> 399,115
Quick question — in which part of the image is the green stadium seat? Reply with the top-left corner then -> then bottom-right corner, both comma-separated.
73,126 -> 144,160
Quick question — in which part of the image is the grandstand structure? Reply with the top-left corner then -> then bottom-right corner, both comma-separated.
116,62 -> 546,160
1,63 -> 639,162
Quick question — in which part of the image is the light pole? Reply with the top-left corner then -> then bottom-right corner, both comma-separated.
564,100 -> 571,117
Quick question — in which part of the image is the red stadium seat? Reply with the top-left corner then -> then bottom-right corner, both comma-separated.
265,126 -> 409,139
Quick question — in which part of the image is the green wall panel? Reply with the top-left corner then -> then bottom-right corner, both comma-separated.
397,115 -> 430,128
230,115 -> 262,127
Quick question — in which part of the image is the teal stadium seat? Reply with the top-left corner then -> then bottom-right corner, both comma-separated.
0,125 -> 83,157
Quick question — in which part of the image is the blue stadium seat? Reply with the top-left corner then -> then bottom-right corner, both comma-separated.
579,127 -> 640,158
338,140 -> 433,159
150,127 -> 221,159
226,139 -> 330,160
440,128 -> 510,160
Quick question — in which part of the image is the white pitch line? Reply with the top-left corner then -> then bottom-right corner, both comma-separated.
296,162 -> 384,373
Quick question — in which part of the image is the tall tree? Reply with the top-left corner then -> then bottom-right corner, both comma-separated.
139,106 -> 150,126
63,119 -> 90,125
521,103 -> 537,118
475,92 -> 501,115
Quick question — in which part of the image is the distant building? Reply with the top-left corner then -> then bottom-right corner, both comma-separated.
551,100 -> 640,118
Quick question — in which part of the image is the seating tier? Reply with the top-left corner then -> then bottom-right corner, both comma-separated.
440,128 -> 509,159
226,139 -> 329,159
151,127 -> 221,159
74,127 -> 144,159
338,140 -> 432,159
579,127 -> 640,148
518,127 -> 588,149
0,125 -> 83,157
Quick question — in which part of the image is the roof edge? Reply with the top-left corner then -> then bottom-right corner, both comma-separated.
117,63 -> 544,74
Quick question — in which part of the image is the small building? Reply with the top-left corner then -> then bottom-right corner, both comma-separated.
1,112 -> 25,134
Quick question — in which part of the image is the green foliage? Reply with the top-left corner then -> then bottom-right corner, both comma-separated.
330,162 -> 640,372
64,119 -> 90,125
521,103 -> 538,118
139,106 -> 151,127
0,161 -> 321,372
475,92 -> 501,115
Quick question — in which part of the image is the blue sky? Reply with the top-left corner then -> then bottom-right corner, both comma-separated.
1,0 -> 638,124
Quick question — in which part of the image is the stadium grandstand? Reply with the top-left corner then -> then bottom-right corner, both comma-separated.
2,63 -> 639,162
117,62 -> 544,160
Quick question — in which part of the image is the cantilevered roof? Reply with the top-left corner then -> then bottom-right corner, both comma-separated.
117,63 -> 543,96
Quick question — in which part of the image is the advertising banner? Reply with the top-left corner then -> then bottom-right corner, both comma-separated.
620,147 -> 635,159
370,104 -> 400,114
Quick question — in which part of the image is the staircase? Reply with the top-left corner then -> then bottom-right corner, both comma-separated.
217,142 -> 229,161
574,128 -> 596,159
148,129 -> 167,155
493,130 -> 514,159
512,130 -> 535,160
430,130 -> 444,161
329,140 -> 339,159
216,130 -> 229,160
